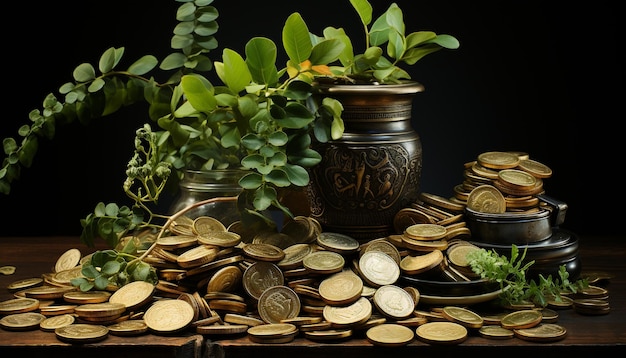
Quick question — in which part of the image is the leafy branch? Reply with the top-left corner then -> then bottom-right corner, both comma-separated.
467,245 -> 589,307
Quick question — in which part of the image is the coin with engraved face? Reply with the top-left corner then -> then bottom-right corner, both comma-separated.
257,286 -> 301,324
242,261 -> 284,300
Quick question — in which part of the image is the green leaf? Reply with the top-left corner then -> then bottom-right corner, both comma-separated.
349,0 -> 373,26
282,164 -> 310,186
101,260 -> 122,275
268,131 -> 288,146
385,3 -> 404,36
94,275 -> 110,290
239,172 -> 263,189
322,27 -> 354,68
181,74 -> 217,112
73,63 -> 96,83
218,49 -> 252,93
245,37 -> 278,86
427,34 -> 461,49
405,31 -> 437,49
274,102 -> 314,129
98,47 -> 117,73
253,185 -> 277,211
282,12 -> 312,64
309,39 -> 345,65
266,169 -> 290,187
128,55 -> 159,75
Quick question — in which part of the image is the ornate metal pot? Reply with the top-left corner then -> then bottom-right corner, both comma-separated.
307,81 -> 425,242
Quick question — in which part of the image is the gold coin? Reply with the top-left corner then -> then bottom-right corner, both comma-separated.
6,277 -> 43,291
197,230 -> 242,247
21,285 -> 77,300
466,184 -> 506,214
404,223 -> 447,241
470,161 -> 500,180
478,325 -> 514,339
242,261 -> 285,300
323,297 -> 372,328
361,239 -> 402,265
242,243 -> 285,262
39,313 -> 75,332
477,151 -> 520,170
247,322 -> 298,338
318,270 -> 363,305
418,192 -> 465,213
497,169 -> 537,187
176,244 -> 219,268
280,216 -> 317,244
252,232 -> 299,250
144,299 -> 195,333
155,235 -> 198,250
38,304 -> 77,316
394,207 -> 437,233
196,324 -> 249,335
224,313 -> 265,326
500,309 -> 543,329
108,280 -> 155,311
304,329 -> 352,341
206,265 -> 243,293
441,306 -> 483,329
358,251 -> 399,287
372,285 -> 415,320
277,243 -> 314,270
74,302 -> 127,318
257,286 -> 301,324
513,323 -> 567,342
63,290 -> 112,304
0,312 -> 47,331
415,321 -> 468,345
317,232 -> 360,254
55,323 -> 109,343
55,248 -> 82,273
446,243 -> 481,268
366,323 -> 415,347
193,215 -> 227,234
108,319 -> 149,336
517,158 -> 553,178
0,297 -> 39,314
0,265 -> 16,275
399,250 -> 443,275
302,250 -> 345,275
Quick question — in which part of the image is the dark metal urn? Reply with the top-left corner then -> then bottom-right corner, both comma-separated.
307,81 -> 425,242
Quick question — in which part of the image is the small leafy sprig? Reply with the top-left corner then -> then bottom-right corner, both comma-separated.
467,245 -> 589,307
71,236 -> 158,291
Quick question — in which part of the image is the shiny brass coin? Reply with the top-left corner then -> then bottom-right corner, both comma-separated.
107,319 -> 148,336
176,244 -> 219,268
40,313 -> 75,332
247,322 -> 298,338
258,285 -> 301,324
513,323 -> 567,342
206,265 -> 242,293
193,215 -> 227,235
191,315 -> 223,327
318,270 -> 363,305
470,161 -> 500,180
277,243 -> 314,270
477,151 -> 520,170
418,192 -> 465,213
504,195 -> 540,209
299,320 -> 333,332
242,261 -> 285,300
498,169 -> 537,188
197,230 -> 242,248
441,306 -> 483,329
317,232 -> 360,254
155,235 -> 198,250
466,184 -> 506,214
323,297 -> 372,328
249,331 -> 298,344
394,207 -> 437,233
280,216 -> 316,244
55,323 -> 109,343
21,285 -> 77,300
242,243 -> 285,262
253,232 -> 299,250
6,277 -> 44,291
500,309 -> 542,329
304,329 -> 352,341
358,251 -> 400,287
0,297 -> 39,314
540,308 -> 559,323
401,236 -> 449,252
366,323 -> 414,347
404,223 -> 447,241
373,285 -> 415,320
444,226 -> 471,240
0,265 -> 16,275
280,316 -> 322,326
546,294 -> 574,309
478,325 -> 514,339
224,313 -> 265,326
415,321 -> 468,345
204,291 -> 246,302
400,250 -> 443,275
395,315 -> 428,327
55,248 -> 82,273
208,298 -> 248,314
185,255 -> 245,278
446,243 -> 480,268
0,312 -> 47,331
108,281 -> 155,311
196,324 -> 249,335
74,302 -> 127,318
403,286 -> 420,308
580,284 -> 609,298
302,250 -> 345,275
517,158 -> 552,178
144,299 -> 195,333
63,290 -> 112,304
38,304 -> 77,316
50,266 -> 85,285
493,178 -> 544,197
361,238 -> 402,265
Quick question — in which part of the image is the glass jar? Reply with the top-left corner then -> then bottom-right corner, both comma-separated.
168,169 -> 246,227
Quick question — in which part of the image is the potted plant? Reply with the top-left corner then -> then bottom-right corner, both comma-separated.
0,0 -> 458,248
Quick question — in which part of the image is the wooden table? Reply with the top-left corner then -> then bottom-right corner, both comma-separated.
1,235 -> 624,357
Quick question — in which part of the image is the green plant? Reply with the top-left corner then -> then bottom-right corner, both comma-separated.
1,0 -> 459,248
467,245 -> 589,307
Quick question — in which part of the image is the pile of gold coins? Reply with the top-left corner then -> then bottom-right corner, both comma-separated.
0,151 -> 610,346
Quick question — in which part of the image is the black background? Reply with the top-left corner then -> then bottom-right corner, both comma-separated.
0,0 -> 622,238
